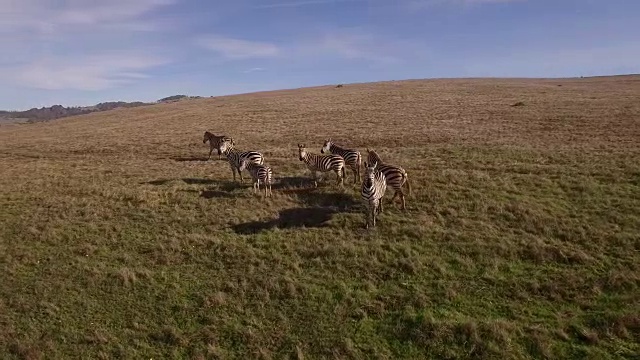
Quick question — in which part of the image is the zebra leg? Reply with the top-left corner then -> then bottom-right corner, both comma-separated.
336,170 -> 343,187
238,167 -> 244,183
208,147 -> 213,160
364,204 -> 370,229
378,198 -> 384,214
230,163 -> 236,182
390,190 -> 400,209
372,202 -> 377,227
311,171 -> 318,188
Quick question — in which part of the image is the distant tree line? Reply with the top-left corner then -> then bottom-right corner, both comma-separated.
0,95 -> 202,123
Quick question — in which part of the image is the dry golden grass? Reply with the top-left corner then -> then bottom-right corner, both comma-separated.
1,75 -> 639,359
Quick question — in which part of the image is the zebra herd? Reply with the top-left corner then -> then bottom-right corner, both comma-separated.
203,131 -> 411,228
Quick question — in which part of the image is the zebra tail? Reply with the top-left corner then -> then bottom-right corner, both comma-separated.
404,172 -> 412,196
341,165 -> 346,179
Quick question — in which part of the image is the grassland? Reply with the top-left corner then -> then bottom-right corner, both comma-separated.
0,76 -> 639,359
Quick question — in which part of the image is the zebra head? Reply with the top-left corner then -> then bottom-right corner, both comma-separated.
297,143 -> 307,161
217,138 -> 233,155
238,158 -> 249,172
363,161 -> 378,186
203,131 -> 212,143
320,138 -> 332,154
366,148 -> 383,164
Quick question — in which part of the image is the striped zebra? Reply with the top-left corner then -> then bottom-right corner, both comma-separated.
203,131 -> 233,160
218,140 -> 264,183
297,143 -> 345,187
361,162 -> 387,228
321,139 -> 361,184
239,159 -> 273,197
366,148 -> 412,210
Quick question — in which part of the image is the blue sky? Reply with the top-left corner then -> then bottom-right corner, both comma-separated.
0,0 -> 638,110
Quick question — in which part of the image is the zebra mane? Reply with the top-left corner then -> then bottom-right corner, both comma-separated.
367,149 -> 383,163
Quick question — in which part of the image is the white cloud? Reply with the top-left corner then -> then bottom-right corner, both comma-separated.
242,67 -> 266,73
293,29 -> 430,66
407,0 -> 523,10
463,42 -> 640,77
8,53 -> 169,91
317,32 -> 398,63
55,0 -> 174,25
0,0 -> 175,34
254,0 -> 365,9
0,0 -> 174,91
196,35 -> 280,59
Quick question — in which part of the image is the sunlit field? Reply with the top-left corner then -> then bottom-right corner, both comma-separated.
1,76 -> 639,359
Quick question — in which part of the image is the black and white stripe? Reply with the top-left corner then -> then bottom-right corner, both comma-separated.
218,141 -> 264,183
321,139 -> 361,184
298,143 -> 346,187
361,161 -> 387,228
203,131 -> 233,160
239,159 -> 273,197
366,148 -> 412,210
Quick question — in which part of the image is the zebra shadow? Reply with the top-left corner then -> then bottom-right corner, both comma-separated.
275,175 -> 359,191
183,177 -> 251,191
141,178 -> 219,186
231,189 -> 361,235
231,207 -> 337,234
293,190 -> 360,212
182,178 -> 218,185
171,155 -> 210,162
178,189 -> 235,199
274,176 -> 314,190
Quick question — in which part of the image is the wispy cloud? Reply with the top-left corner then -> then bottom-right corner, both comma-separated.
254,0 -> 365,9
293,29 -> 430,66
54,0 -> 174,25
463,41 -> 640,77
242,67 -> 266,73
196,35 -> 280,59
7,53 -> 169,91
407,0 -> 523,10
0,0 -> 174,91
0,0 -> 176,34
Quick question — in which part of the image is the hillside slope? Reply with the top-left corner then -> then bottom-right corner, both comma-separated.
1,76 -> 639,359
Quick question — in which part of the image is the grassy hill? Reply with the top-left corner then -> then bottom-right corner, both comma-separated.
0,76 -> 639,359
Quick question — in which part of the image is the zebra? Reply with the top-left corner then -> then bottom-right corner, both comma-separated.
361,161 -> 387,228
320,138 -> 361,184
203,131 -> 233,160
366,148 -> 412,210
297,143 -> 345,187
239,158 -> 273,197
217,140 -> 264,183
